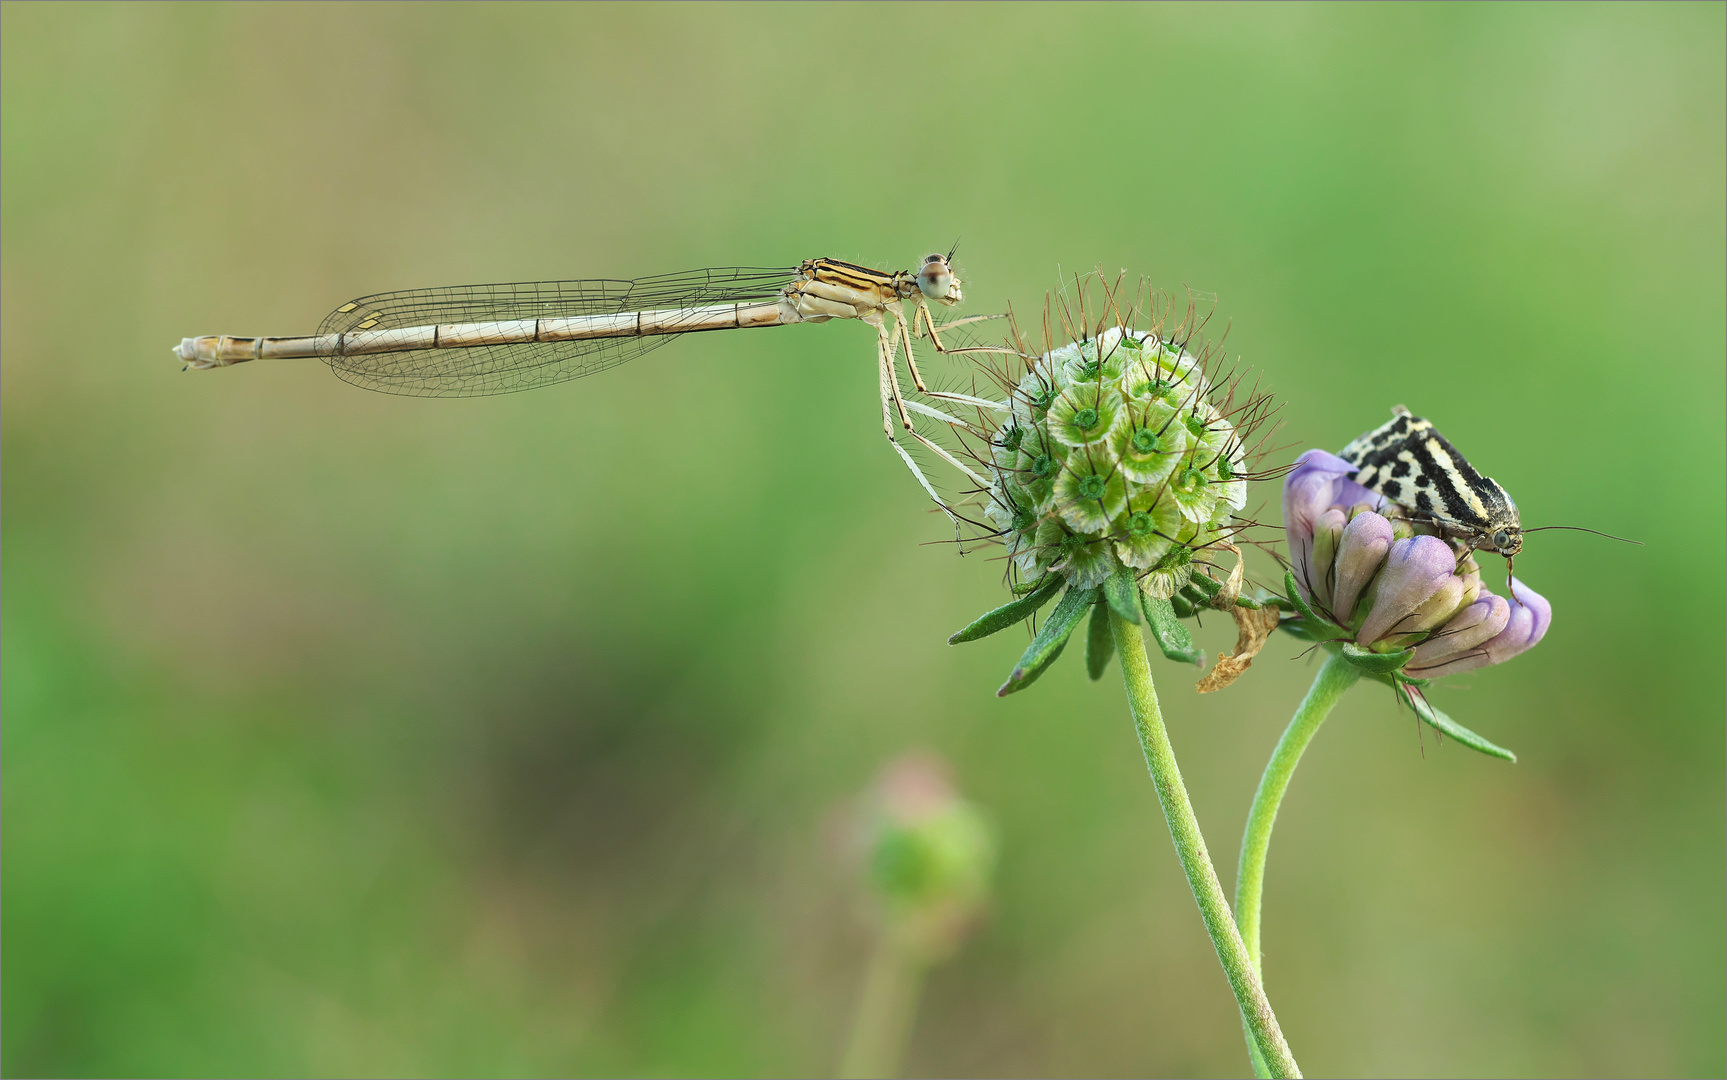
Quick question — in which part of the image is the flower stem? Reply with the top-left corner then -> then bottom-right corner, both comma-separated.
1108,609 -> 1301,1080
837,929 -> 925,1079
1234,650 -> 1359,968
1231,649 -> 1359,1074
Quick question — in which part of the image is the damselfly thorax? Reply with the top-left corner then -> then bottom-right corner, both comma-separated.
175,251 -> 1007,516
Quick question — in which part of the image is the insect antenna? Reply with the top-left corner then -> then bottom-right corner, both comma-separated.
1520,525 -> 1642,544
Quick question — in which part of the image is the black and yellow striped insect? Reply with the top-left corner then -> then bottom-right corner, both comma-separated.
1340,406 -> 1638,588
1338,406 -> 1523,560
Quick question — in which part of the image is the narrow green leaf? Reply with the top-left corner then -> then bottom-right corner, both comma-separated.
1399,687 -> 1517,762
1277,618 -> 1321,641
997,638 -> 1068,696
949,574 -> 1064,644
996,585 -> 1096,694
1085,600 -> 1114,680
1283,570 -> 1345,639
1170,592 -> 1196,618
1340,641 -> 1413,674
1102,570 -> 1141,624
1187,573 -> 1222,601
1013,573 -> 1058,596
1140,592 -> 1205,667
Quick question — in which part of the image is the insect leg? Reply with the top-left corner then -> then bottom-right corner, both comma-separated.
920,301 -> 998,349
893,304 -> 930,392
916,297 -> 945,350
918,303 -> 1023,360
929,312 -> 1003,335
878,355 -> 957,521
869,312 -> 914,432
878,353 -> 895,438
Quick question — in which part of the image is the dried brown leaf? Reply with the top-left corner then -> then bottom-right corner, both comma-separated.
1195,603 -> 1282,694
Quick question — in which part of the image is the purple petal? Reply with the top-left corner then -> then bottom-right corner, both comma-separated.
1481,578 -> 1552,664
1357,535 -> 1457,646
1403,575 -> 1468,635
1282,451 -> 1346,601
1309,508 -> 1348,609
1331,511 -> 1393,625
1405,594 -> 1512,677
1282,451 -> 1382,603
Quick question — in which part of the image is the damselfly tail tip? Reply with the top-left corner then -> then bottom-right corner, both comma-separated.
174,337 -> 221,370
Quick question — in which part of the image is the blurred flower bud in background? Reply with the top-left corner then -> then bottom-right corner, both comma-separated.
839,753 -> 996,1079
857,753 -> 996,964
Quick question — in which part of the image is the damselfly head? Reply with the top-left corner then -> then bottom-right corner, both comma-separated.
918,253 -> 962,305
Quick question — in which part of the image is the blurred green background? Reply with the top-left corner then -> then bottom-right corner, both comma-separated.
4,3 -> 1722,1076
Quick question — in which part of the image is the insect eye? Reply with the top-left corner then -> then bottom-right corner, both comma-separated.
1493,530 -> 1509,547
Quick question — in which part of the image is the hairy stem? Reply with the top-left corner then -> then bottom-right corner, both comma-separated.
1108,609 -> 1301,1079
837,929 -> 925,1079
1235,650 -> 1359,967
1232,649 -> 1360,1075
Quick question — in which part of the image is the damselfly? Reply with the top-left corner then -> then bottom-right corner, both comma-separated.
176,252 -> 1005,509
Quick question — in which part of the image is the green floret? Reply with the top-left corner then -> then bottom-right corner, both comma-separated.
1055,450 -> 1129,532
1113,399 -> 1190,485
1047,384 -> 1125,448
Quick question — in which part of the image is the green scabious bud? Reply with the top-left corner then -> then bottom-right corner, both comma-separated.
984,326 -> 1246,598
949,281 -> 1277,696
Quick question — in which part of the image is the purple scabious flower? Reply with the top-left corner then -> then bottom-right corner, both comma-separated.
1282,448 -> 1552,679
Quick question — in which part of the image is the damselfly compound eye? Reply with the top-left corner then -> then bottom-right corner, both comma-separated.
917,253 -> 960,304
